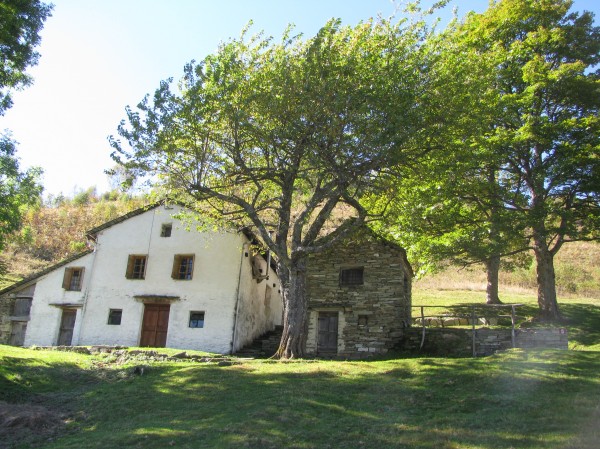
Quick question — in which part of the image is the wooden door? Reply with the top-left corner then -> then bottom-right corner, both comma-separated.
140,304 -> 170,347
9,322 -> 27,346
318,312 -> 338,354
57,309 -> 77,346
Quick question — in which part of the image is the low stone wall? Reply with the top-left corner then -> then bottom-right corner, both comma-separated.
399,327 -> 568,357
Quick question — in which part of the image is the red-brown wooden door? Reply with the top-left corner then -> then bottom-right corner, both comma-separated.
317,312 -> 338,354
140,304 -> 170,347
57,309 -> 77,346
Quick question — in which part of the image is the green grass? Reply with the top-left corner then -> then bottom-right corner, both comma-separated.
1,345 -> 600,449
2,286 -> 600,448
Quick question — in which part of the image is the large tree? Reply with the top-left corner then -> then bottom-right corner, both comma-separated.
447,0 -> 599,319
111,19 -> 436,358
0,0 -> 52,115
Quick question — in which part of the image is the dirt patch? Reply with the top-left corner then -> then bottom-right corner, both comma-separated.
0,401 -> 67,448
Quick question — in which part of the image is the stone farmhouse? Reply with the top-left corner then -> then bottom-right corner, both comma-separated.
0,204 -> 413,357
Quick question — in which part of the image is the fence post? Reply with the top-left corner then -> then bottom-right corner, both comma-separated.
511,305 -> 516,348
420,306 -> 426,350
471,305 -> 477,357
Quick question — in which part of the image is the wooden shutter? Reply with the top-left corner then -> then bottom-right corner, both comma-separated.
126,256 -> 135,278
171,255 -> 182,279
62,268 -> 72,289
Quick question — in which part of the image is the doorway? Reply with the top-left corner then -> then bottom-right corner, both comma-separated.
317,312 -> 339,354
57,309 -> 77,346
140,304 -> 170,347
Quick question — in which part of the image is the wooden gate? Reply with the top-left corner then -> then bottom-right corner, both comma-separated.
318,312 -> 339,354
57,309 -> 77,346
140,304 -> 170,347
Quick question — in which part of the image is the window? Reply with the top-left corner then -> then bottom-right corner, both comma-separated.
161,223 -> 172,237
358,315 -> 369,326
189,311 -> 205,328
62,267 -> 84,291
172,254 -> 194,280
126,255 -> 147,279
13,298 -> 32,317
339,267 -> 364,286
108,309 -> 122,325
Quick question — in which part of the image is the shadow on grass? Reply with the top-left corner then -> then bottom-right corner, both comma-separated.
559,303 -> 600,348
31,350 -> 600,449
0,356 -> 98,403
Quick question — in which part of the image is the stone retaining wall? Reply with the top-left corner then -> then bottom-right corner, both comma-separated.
400,327 -> 568,357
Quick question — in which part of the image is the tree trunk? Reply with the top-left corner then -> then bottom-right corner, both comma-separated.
275,258 -> 309,358
485,255 -> 502,305
533,236 -> 560,320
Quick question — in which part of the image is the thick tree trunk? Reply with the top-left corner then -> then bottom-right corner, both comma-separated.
275,258 -> 309,358
485,255 -> 502,305
533,236 -> 560,320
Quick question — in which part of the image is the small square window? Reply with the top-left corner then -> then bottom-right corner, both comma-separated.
340,267 -> 364,286
108,309 -> 122,325
189,311 -> 205,328
358,315 -> 368,326
126,255 -> 147,279
62,267 -> 84,291
161,223 -> 172,237
172,254 -> 194,280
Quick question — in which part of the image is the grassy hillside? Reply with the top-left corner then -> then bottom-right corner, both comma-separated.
415,241 -> 600,298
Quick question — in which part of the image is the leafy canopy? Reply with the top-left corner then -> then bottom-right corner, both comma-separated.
0,0 -> 53,115
111,18 -> 435,266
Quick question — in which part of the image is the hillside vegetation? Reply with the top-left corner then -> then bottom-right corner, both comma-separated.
0,190 -> 147,289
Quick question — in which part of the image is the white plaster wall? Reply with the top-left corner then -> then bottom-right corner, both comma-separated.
24,252 -> 95,346
232,253 -> 283,352
77,205 -> 247,353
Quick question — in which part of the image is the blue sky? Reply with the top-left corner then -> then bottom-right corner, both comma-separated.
1,0 -> 598,197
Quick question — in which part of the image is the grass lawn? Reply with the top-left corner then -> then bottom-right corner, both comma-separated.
1,290 -> 600,448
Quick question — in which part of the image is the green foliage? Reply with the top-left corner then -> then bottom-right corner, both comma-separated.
0,133 -> 43,251
461,0 -> 600,317
0,0 -> 53,114
380,0 -> 599,317
110,18 -> 437,265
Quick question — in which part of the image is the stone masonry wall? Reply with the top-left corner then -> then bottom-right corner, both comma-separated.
306,228 -> 412,357
400,327 -> 568,357
0,296 -> 15,344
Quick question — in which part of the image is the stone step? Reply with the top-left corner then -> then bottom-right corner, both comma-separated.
235,326 -> 283,358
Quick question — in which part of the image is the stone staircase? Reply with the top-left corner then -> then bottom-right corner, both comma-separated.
235,325 -> 283,358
